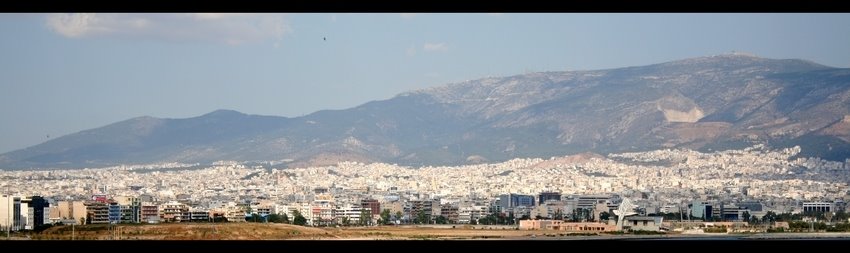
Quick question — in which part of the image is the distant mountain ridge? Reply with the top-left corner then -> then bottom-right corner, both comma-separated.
2,53 -> 849,169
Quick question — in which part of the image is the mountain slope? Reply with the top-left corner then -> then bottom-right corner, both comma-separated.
2,54 -> 849,169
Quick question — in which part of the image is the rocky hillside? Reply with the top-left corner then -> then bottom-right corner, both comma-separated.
2,53 -> 848,169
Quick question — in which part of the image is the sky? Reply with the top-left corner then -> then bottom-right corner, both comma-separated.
2,13 -> 850,153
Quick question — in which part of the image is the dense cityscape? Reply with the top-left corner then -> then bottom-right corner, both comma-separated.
2,145 -> 849,235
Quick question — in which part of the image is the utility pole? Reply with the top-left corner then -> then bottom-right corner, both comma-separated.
7,197 -> 10,240
678,206 -> 682,222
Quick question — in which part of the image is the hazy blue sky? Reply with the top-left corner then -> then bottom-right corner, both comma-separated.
2,13 -> 850,153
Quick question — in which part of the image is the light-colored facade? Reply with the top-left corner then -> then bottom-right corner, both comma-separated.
141,202 -> 160,223
520,220 -> 616,232
457,204 -> 488,224
18,198 -> 29,230
53,200 -> 88,225
335,204 -> 364,225
159,201 -> 188,222
608,216 -> 664,231
0,195 -> 20,231
802,201 -> 836,213
381,201 -> 403,214
556,221 -> 616,232
85,201 -> 109,224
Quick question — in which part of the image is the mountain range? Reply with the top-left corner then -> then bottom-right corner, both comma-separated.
2,53 -> 849,169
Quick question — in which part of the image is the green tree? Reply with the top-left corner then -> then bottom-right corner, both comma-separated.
435,215 -> 448,224
742,211 -> 751,223
750,215 -> 759,225
341,217 -> 350,226
292,210 -> 307,226
777,212 -> 801,222
553,210 -> 564,220
478,214 -> 499,225
477,217 -> 490,225
599,211 -> 610,221
268,214 -> 285,223
834,211 -> 849,221
380,209 -> 392,225
416,210 -> 428,224
763,211 -> 778,223
396,211 -> 403,224
281,213 -> 290,224
360,209 -> 372,226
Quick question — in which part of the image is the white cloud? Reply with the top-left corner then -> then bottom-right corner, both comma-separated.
46,13 -> 291,45
423,42 -> 448,52
47,13 -> 100,38
400,13 -> 417,19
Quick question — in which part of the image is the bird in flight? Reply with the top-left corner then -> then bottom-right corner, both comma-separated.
323,37 -> 326,41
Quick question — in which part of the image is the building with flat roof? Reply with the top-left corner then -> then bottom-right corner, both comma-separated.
802,201 -> 836,213
737,201 -> 763,212
564,195 -> 610,213
160,201 -> 188,222
361,199 -> 380,216
85,201 -> 109,224
55,201 -> 87,225
520,220 -> 616,232
608,216 -> 664,232
538,192 -> 562,205
720,205 -> 748,221
498,194 -> 536,213
141,203 -> 159,223
690,201 -> 713,221
0,195 -> 22,231
108,202 -> 122,224
188,209 -> 210,222
440,204 -> 459,223
556,221 -> 616,232
23,196 -> 49,229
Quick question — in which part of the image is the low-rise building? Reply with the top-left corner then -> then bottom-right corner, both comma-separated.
519,219 -> 616,232
621,216 -> 663,231
802,201 -> 836,213
160,201 -> 188,222
85,201 -> 109,224
141,202 -> 160,223
440,204 -> 459,223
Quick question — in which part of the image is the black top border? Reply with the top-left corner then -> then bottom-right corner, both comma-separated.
4,1 -> 850,13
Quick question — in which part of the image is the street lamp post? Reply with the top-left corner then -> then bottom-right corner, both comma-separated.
810,217 -> 815,232
832,212 -> 836,225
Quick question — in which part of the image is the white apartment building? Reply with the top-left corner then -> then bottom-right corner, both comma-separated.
0,195 -> 20,231
334,204 -> 364,225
